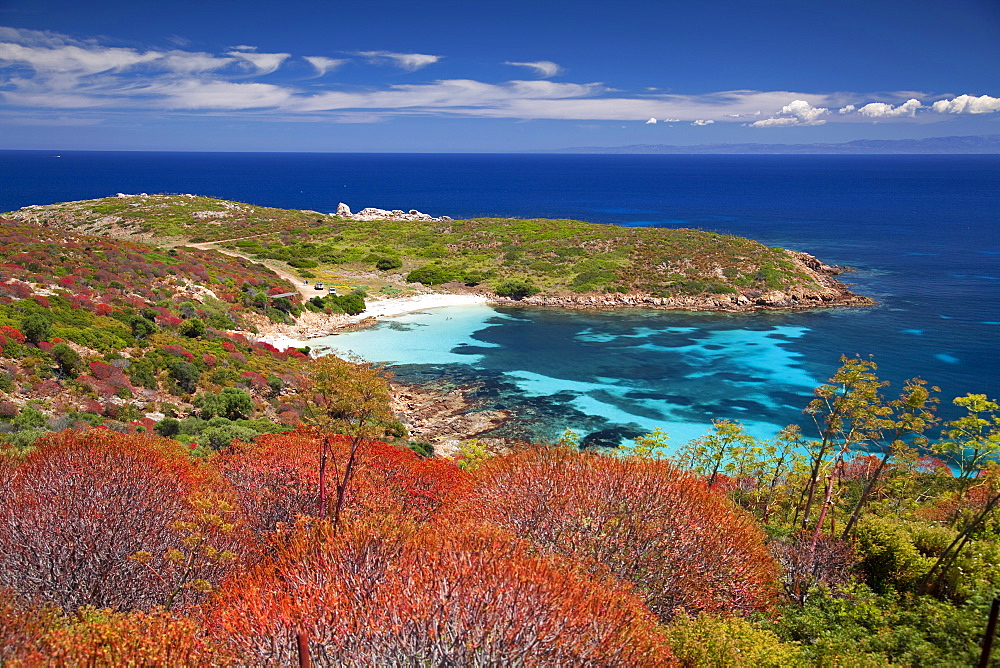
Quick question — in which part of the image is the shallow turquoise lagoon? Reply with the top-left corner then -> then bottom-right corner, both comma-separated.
307,304 -> 831,449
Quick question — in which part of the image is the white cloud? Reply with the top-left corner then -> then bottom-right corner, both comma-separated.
226,51 -> 290,75
749,117 -> 800,127
1,26 -> 997,131
161,51 -> 235,74
750,99 -> 828,127
0,42 -> 161,75
781,99 -> 828,123
504,60 -> 563,78
304,56 -> 347,76
356,50 -> 441,71
147,80 -> 294,109
292,79 -> 605,113
858,98 -> 922,118
932,94 -> 1000,114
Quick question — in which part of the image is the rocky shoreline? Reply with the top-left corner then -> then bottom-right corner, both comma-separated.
389,379 -> 523,458
491,252 -> 873,312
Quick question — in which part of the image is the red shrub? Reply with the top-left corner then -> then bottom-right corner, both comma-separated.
32,295 -> 49,308
202,518 -> 676,666
239,371 -> 268,391
0,431 -> 212,612
214,430 -> 469,535
36,341 -> 53,352
449,447 -> 779,621
89,361 -> 117,381
94,303 -> 114,316
0,326 -> 26,345
160,344 -> 195,362
202,354 -> 217,367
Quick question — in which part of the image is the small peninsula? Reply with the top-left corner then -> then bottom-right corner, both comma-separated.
7,193 -> 872,320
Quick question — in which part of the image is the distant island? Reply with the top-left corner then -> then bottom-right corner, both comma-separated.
558,134 -> 1000,155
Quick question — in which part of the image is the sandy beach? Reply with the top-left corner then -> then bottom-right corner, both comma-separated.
257,292 -> 491,350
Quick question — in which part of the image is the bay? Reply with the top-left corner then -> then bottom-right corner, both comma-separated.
2,151 -> 998,446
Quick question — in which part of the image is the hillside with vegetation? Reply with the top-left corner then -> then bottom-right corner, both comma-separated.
7,193 -> 871,309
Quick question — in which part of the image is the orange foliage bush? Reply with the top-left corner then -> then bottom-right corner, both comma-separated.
0,430 -> 229,613
450,447 -> 778,620
214,429 -> 469,534
35,608 -> 228,667
203,517 -> 676,666
0,588 -> 56,665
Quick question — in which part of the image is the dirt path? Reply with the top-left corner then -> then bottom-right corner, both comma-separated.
188,237 -> 318,301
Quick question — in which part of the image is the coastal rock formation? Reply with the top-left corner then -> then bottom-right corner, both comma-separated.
390,381 -> 516,457
334,203 -> 453,222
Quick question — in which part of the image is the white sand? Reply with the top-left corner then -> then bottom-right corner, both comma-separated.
357,293 -> 489,319
258,293 -> 490,350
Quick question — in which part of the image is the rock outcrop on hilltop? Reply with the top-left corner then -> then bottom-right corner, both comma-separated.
335,202 -> 453,222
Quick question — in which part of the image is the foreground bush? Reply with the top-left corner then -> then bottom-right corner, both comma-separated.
214,429 -> 469,536
452,447 -> 778,620
0,430 -> 233,613
203,517 -> 677,666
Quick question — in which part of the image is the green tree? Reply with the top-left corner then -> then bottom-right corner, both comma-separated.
799,357 -> 890,531
300,355 -> 393,526
20,314 -> 51,345
198,388 -> 254,421
129,315 -> 158,340
935,393 -> 1000,484
178,318 -> 207,338
50,342 -> 83,378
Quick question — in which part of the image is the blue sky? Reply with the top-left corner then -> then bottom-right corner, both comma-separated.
1,0 -> 998,151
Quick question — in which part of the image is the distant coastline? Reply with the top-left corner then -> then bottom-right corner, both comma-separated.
558,134 -> 1000,155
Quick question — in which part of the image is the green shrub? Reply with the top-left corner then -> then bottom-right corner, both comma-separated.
664,612 -> 805,667
494,279 -> 540,299
20,313 -> 51,344
375,257 -> 403,271
405,265 -> 459,285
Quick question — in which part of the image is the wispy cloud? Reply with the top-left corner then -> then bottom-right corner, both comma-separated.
355,50 -> 441,71
226,50 -> 290,75
304,56 -> 347,77
504,60 -> 563,78
0,27 -> 996,130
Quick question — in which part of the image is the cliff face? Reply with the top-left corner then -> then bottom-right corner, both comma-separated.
492,251 -> 874,312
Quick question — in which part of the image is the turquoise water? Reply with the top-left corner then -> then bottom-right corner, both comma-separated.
308,305 -> 838,447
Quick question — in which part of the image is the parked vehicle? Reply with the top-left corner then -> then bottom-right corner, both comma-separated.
314,282 -> 324,290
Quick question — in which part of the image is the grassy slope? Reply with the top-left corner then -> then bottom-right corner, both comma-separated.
7,194 -> 822,298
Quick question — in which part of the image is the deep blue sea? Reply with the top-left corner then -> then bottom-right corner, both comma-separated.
2,151 -> 998,447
